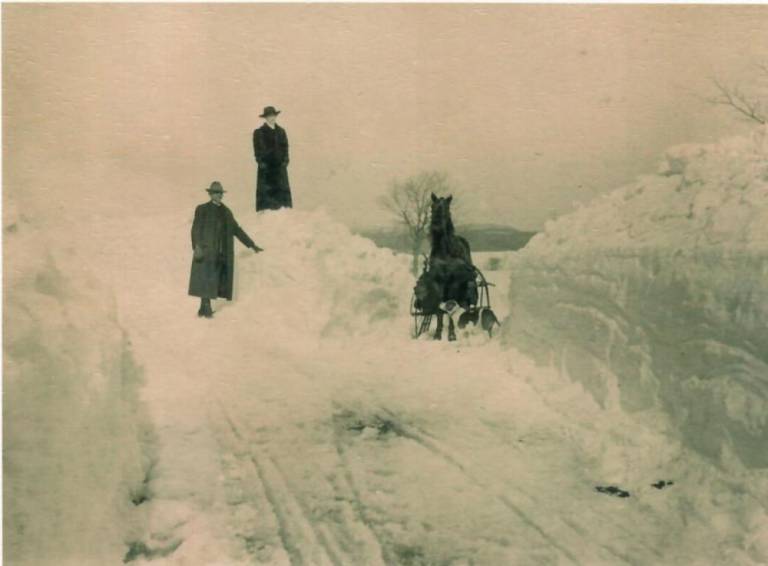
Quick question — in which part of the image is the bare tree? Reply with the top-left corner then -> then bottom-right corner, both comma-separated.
378,171 -> 456,275
707,63 -> 768,125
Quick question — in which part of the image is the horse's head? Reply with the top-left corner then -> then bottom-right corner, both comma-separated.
430,193 -> 454,233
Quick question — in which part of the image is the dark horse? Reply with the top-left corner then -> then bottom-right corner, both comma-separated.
414,193 -> 477,341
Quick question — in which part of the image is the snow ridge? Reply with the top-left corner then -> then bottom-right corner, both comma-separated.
529,126 -> 768,254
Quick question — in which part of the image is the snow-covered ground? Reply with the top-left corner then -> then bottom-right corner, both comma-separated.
25,210 -> 762,564
5,130 -> 768,565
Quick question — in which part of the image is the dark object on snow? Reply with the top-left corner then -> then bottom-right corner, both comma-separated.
595,485 -> 631,498
651,480 -> 675,490
188,199 -> 260,301
335,409 -> 405,439
253,122 -> 292,211
124,539 -> 183,563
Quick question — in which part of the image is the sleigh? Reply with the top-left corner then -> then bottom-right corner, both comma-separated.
410,261 -> 499,339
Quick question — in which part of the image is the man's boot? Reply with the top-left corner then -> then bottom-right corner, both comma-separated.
198,298 -> 213,318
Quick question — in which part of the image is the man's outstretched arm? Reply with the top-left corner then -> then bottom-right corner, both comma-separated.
231,216 -> 263,252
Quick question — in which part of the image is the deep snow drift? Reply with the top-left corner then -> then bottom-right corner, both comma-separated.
4,196 -> 154,565
234,209 -> 415,340
505,127 -> 768,528
526,128 -> 768,251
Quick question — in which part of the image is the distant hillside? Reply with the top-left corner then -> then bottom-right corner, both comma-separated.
357,224 -> 537,252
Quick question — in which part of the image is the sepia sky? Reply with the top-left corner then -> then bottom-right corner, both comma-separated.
4,4 -> 768,230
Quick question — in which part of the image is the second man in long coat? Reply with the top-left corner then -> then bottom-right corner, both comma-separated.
253,106 -> 293,211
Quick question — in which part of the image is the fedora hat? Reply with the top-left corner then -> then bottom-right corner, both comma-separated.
205,181 -> 226,193
259,106 -> 281,118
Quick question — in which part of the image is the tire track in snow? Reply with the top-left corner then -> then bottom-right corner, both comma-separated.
279,348 -> 640,564
364,407 -> 660,564
212,402 -> 303,565
380,407 -> 646,565
243,423 -> 387,566
372,408 -> 583,565
262,450 -> 358,566
329,417 -> 401,566
218,402 -> 336,566
477,416 -> 663,564
210,407 -> 293,564
254,453 -> 342,566
371,405 -> 635,566
281,345 -> 612,562
218,401 -> 387,566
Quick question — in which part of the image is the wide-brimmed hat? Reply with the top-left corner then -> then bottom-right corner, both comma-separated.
205,181 -> 226,193
259,106 -> 281,118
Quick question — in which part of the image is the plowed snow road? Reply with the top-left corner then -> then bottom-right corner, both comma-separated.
92,211 -> 742,566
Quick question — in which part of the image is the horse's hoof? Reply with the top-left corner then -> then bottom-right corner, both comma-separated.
448,333 -> 457,342
433,333 -> 442,340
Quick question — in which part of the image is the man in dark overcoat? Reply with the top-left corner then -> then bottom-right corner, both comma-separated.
253,105 -> 293,211
188,181 -> 263,318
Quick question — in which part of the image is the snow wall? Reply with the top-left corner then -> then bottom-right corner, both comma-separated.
504,128 -> 768,469
230,208 -> 415,341
4,197 -> 154,565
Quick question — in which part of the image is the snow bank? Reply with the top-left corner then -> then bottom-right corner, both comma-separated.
505,128 -> 768,470
225,208 -> 414,340
530,127 -> 768,253
19,192 -> 763,564
4,196 -> 154,565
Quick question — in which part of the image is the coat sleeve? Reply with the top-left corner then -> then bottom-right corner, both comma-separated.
191,205 -> 203,249
229,211 -> 257,249
281,128 -> 290,165
253,129 -> 264,164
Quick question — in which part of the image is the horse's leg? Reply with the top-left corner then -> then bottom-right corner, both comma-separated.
433,312 -> 443,340
448,316 -> 457,341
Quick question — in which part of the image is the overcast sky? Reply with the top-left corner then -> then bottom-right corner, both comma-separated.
5,4 -> 768,230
